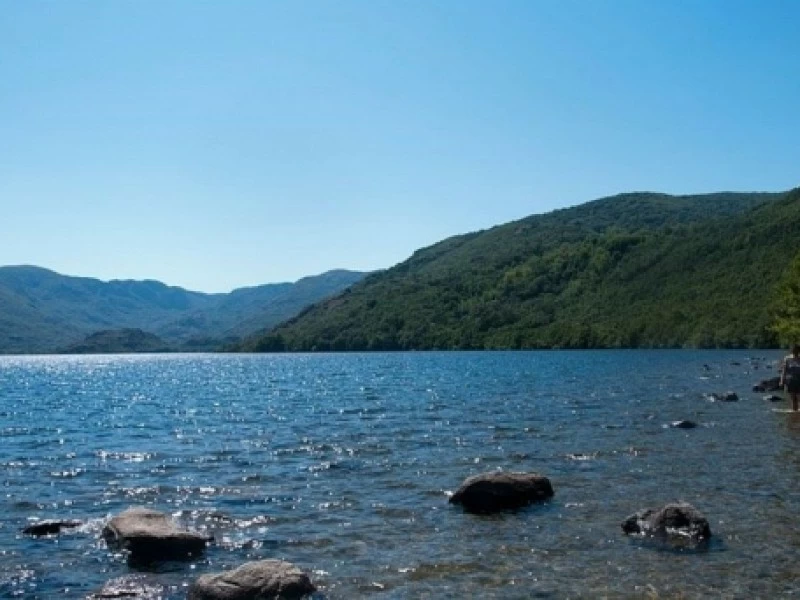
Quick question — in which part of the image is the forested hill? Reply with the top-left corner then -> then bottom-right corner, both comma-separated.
237,189 -> 799,351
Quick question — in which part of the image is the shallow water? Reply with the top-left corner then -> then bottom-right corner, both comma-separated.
1,350 -> 798,598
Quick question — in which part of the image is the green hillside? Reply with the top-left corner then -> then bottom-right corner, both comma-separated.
237,189 -> 798,351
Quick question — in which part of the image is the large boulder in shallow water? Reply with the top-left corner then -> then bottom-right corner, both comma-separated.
622,502 -> 711,541
103,506 -> 208,563
449,471 -> 554,513
188,559 -> 316,600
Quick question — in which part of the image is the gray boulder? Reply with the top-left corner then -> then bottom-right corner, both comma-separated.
449,471 -> 554,513
102,506 -> 208,562
622,502 -> 711,541
188,559 -> 316,600
22,519 -> 82,536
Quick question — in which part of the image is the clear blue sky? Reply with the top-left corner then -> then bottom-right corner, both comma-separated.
2,1 -> 798,292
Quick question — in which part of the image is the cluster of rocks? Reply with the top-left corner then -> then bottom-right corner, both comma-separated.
676,371 -> 790,428
448,472 -> 710,543
23,471 -> 712,598
23,507 -> 316,599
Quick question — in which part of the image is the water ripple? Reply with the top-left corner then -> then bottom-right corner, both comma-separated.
0,351 -> 795,598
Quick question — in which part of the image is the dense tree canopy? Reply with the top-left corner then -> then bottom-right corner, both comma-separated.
771,251 -> 800,345
237,189 -> 800,352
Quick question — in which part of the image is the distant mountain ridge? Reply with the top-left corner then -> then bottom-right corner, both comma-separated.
236,189 -> 797,351
0,266 -> 366,353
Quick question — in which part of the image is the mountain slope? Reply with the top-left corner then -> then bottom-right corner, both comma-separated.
0,267 -> 214,353
0,267 -> 366,353
155,270 -> 366,348
237,190 -> 795,351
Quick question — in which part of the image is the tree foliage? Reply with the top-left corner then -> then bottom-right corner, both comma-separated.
771,251 -> 800,345
237,189 -> 800,352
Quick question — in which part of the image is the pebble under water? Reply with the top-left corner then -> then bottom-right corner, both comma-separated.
1,350 -> 799,598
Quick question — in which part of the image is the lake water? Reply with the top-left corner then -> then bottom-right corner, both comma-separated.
1,351 -> 799,599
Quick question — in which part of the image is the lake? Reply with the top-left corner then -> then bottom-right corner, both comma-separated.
1,351 -> 798,598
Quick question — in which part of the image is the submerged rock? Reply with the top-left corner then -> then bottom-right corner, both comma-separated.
670,420 -> 698,429
622,502 -> 711,541
188,559 -> 316,600
705,391 -> 739,402
753,377 -> 781,392
88,574 -> 166,599
102,506 -> 208,563
22,519 -> 82,536
449,471 -> 554,513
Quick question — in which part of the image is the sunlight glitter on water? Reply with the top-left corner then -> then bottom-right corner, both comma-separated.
1,351 -> 799,598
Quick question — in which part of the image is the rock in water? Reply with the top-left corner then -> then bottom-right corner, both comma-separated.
622,502 -> 711,541
188,559 -> 316,600
753,377 -> 781,392
449,471 -> 554,513
705,391 -> 739,402
22,519 -> 82,536
670,420 -> 698,429
88,575 -> 165,599
102,506 -> 208,563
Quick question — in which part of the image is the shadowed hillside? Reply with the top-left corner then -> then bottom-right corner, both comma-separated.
0,267 -> 365,353
61,328 -> 171,354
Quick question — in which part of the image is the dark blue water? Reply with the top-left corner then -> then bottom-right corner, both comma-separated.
1,351 -> 799,598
